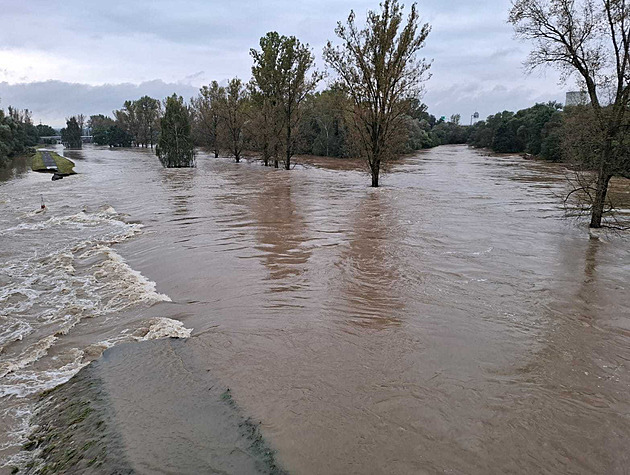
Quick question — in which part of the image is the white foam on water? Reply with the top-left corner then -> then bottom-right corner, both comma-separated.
0,206 -> 182,467
0,318 -> 32,348
0,336 -> 58,380
0,316 -> 192,398
0,316 -> 192,471
0,347 -> 86,399
79,245 -> 172,310
138,317 -> 193,340
0,206 -> 168,386
2,208 -> 132,235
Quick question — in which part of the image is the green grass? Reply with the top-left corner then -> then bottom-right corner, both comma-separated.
31,151 -> 76,175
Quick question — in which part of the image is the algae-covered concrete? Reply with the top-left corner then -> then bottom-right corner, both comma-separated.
21,339 -> 286,475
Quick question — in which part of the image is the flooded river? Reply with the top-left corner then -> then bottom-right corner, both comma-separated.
1,145 -> 629,473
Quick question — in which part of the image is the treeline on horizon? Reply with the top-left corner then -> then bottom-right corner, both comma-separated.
83,96 -> 568,161
0,92 -> 601,169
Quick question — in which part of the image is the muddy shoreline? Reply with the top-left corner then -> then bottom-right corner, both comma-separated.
17,338 -> 286,475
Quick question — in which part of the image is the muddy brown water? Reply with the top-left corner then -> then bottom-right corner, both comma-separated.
0,145 -> 629,474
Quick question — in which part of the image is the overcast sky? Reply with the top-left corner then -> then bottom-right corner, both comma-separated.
0,0 -> 571,127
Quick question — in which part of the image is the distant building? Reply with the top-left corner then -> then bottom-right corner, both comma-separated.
565,91 -> 590,106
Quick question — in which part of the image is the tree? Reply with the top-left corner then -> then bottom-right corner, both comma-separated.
76,114 -> 86,136
303,87 -> 351,157
250,32 -> 286,168
218,78 -> 250,163
36,123 -> 56,137
509,0 -> 630,228
156,94 -> 195,168
0,105 -> 36,161
61,116 -> 82,149
135,96 -> 162,148
192,81 -> 224,157
324,0 -> 431,186
114,101 -> 140,146
107,125 -> 133,147
248,87 -> 281,166
276,36 -> 321,169
88,114 -> 116,145
251,31 -> 321,169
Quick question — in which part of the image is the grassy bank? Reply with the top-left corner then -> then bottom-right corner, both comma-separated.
31,151 -> 76,175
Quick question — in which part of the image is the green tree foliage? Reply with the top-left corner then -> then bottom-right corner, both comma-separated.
135,96 -> 162,148
36,124 -> 56,137
0,105 -> 41,163
113,97 -> 161,147
324,0 -> 431,186
60,116 -> 82,149
251,31 -> 321,169
468,103 -> 562,157
107,125 -> 134,147
114,100 -> 139,144
250,32 -> 288,168
89,114 -> 116,145
191,81 -> 225,157
300,87 -> 351,157
431,119 -> 469,146
218,78 -> 250,163
156,94 -> 195,168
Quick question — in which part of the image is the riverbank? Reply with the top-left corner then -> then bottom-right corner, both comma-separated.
17,338 -> 286,474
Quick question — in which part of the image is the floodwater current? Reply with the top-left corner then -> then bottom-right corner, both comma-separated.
0,144 -> 629,474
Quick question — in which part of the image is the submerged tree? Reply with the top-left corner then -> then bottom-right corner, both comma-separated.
156,94 -> 195,168
114,101 -> 140,145
89,114 -> 116,145
250,32 -> 284,167
218,78 -> 250,163
509,0 -> 630,228
192,81 -> 225,158
136,96 -> 162,148
76,114 -> 86,136
324,0 -> 431,187
251,31 -> 321,169
61,116 -> 82,149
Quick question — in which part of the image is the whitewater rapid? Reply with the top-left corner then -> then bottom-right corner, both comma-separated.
0,204 -> 190,469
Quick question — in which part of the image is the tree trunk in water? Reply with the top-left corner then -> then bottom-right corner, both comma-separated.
274,160 -> 279,168
262,144 -> 269,166
370,161 -> 380,188
589,168 -> 612,228
214,150 -> 219,158
286,107 -> 292,171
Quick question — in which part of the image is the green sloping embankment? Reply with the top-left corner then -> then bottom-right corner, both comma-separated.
31,151 -> 76,175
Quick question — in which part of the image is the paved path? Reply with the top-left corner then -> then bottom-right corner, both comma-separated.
41,151 -> 58,171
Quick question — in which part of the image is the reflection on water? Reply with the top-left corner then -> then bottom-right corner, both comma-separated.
160,167 -> 196,215
0,144 -> 628,473
0,155 -> 30,183
250,175 -> 311,286
335,191 -> 404,329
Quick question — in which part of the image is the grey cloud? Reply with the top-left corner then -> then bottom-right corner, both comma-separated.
0,0 -> 568,125
0,80 -> 199,127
